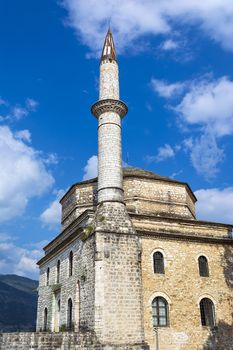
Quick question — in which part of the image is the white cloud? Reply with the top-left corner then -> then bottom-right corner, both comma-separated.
0,97 -> 38,122
195,187 -> 233,224
160,39 -> 179,51
40,190 -> 65,228
15,129 -> 31,143
184,134 -> 224,180
156,144 -> 175,162
11,106 -> 28,120
146,144 -> 175,163
176,76 -> 233,137
43,153 -> 59,165
61,0 -> 233,54
26,98 -> 38,111
151,79 -> 185,98
0,125 -> 54,222
151,75 -> 233,179
0,233 -> 43,278
83,155 -> 98,180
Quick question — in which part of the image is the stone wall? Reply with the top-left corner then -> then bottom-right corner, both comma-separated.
61,183 -> 97,230
0,332 -> 149,350
94,230 -> 145,344
37,235 -> 95,332
124,178 -> 196,220
59,172 -> 197,233
141,235 -> 233,350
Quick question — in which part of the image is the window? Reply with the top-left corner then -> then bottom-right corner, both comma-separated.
198,256 -> 209,277
153,252 -> 165,274
69,251 -> 73,277
46,267 -> 50,286
67,298 -> 73,330
57,260 -> 60,284
152,297 -> 169,327
200,298 -> 215,327
44,308 -> 48,331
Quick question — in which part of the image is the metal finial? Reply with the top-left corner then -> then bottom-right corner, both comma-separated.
100,28 -> 117,63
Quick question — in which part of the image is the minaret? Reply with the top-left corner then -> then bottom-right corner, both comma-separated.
91,29 -> 127,205
90,30 -> 148,349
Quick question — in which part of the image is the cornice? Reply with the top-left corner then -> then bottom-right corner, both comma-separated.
137,229 -> 233,245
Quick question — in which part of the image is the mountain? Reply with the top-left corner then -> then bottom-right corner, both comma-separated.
0,274 -> 38,332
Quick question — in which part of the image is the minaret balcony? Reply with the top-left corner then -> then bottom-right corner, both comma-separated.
91,98 -> 128,118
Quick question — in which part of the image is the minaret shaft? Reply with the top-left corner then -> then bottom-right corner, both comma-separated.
98,110 -> 123,203
97,60 -> 123,203
92,32 -> 127,205
99,61 -> 119,100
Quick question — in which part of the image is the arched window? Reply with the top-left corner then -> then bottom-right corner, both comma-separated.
198,256 -> 209,277
152,297 -> 169,327
57,260 -> 60,284
153,252 -> 165,274
200,298 -> 215,327
69,251 -> 73,277
46,267 -> 50,286
67,298 -> 73,330
43,308 -> 48,331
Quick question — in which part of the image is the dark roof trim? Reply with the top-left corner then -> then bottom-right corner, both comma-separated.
43,209 -> 95,252
37,228 -> 84,266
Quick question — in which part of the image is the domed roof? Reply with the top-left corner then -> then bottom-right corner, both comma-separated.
123,167 -> 175,181
62,166 -> 196,203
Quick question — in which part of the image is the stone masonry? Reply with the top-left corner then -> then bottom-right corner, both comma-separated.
0,29 -> 232,350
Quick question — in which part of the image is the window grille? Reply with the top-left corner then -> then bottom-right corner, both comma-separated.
152,297 -> 169,327
200,298 -> 215,327
198,256 -> 209,277
153,252 -> 165,274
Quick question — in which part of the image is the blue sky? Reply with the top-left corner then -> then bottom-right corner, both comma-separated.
0,0 -> 233,278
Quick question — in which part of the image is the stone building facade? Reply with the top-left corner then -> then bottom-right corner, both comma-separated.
1,30 -> 232,350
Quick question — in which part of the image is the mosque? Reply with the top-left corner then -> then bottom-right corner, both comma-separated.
1,29 -> 233,350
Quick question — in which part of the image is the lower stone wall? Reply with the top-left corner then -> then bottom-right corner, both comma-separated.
0,332 -> 149,350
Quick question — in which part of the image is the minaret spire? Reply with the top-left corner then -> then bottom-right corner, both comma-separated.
100,28 -> 117,63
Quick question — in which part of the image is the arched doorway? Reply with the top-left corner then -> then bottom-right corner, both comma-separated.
54,292 -> 61,332
67,298 -> 73,330
75,281 -> 80,331
43,308 -> 48,331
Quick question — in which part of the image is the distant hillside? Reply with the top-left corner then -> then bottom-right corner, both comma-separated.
0,274 -> 38,332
